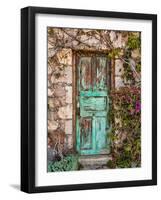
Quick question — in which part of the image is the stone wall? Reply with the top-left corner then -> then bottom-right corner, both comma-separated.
47,28 -> 140,158
48,49 -> 73,153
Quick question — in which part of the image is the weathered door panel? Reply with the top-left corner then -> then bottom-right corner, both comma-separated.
93,57 -> 107,90
76,53 -> 110,155
79,57 -> 92,90
95,117 -> 108,150
80,96 -> 106,111
80,117 -> 92,150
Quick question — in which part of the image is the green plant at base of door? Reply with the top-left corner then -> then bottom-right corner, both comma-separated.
48,155 -> 79,172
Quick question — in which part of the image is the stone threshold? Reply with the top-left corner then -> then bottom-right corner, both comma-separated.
78,155 -> 112,170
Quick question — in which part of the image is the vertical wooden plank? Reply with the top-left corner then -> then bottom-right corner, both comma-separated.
76,117 -> 80,152
95,117 -> 107,150
78,57 -> 92,90
80,118 -> 92,150
76,52 -> 81,153
93,57 -> 107,90
91,56 -> 96,90
92,116 -> 96,152
106,59 -> 111,90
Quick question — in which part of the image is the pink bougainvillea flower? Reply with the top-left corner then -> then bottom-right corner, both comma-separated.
135,101 -> 141,113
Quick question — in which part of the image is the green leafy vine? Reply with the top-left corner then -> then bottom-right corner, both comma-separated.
108,87 -> 141,168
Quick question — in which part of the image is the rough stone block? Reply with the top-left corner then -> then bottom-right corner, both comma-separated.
65,120 -> 73,135
48,65 -> 52,75
113,33 -> 123,48
48,111 -> 58,121
51,66 -> 72,84
109,31 -> 116,42
65,135 -> 73,149
48,98 -> 55,109
58,120 -> 65,131
64,66 -> 72,84
48,80 -> 51,88
57,49 -> 72,66
53,85 -> 66,97
48,97 -> 66,109
58,104 -> 72,119
48,88 -> 54,97
48,120 -> 59,132
65,86 -> 72,104
115,76 -> 124,89
115,60 -> 124,76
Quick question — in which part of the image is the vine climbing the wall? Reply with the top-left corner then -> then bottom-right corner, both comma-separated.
107,32 -> 141,168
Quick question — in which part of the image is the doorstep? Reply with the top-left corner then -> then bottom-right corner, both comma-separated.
78,155 -> 112,170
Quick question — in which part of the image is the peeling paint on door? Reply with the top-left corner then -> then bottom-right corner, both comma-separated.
76,52 -> 110,155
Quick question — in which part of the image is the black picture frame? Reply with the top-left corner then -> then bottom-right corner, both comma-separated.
21,6 -> 157,193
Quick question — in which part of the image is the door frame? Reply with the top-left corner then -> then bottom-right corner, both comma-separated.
72,50 -> 112,154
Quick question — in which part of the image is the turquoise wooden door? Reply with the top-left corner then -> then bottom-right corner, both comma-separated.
76,52 -> 110,155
